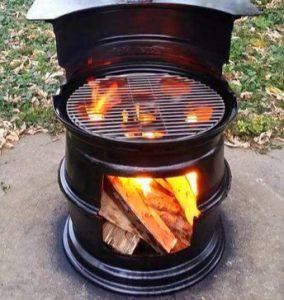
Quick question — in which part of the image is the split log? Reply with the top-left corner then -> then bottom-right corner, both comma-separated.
99,191 -> 140,236
154,178 -> 174,194
103,222 -> 140,255
166,176 -> 201,226
147,180 -> 193,252
107,177 -> 178,254
142,181 -> 182,215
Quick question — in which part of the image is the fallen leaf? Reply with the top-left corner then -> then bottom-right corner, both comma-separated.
266,86 -> 284,100
4,142 -> 14,149
240,91 -> 252,101
26,127 -> 48,135
254,130 -> 272,145
225,137 -> 250,149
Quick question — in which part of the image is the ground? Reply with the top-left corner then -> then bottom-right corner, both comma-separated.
0,0 -> 283,151
0,134 -> 283,300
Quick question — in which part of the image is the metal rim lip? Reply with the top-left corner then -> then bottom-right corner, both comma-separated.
58,158 -> 232,216
63,216 -> 225,296
66,73 -> 226,144
53,66 -> 237,148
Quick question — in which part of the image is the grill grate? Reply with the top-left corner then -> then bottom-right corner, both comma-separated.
66,74 -> 226,142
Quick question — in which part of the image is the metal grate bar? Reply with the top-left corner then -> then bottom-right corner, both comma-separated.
66,73 -> 226,142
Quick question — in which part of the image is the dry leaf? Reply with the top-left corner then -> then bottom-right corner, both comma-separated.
240,92 -> 252,101
26,127 -> 48,135
4,142 -> 14,150
225,137 -> 250,149
266,86 -> 284,100
254,130 -> 273,146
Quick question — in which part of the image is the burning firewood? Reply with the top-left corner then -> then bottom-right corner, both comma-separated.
149,180 -> 193,251
107,176 -> 178,254
166,176 -> 201,226
106,175 -> 199,254
154,178 -> 173,194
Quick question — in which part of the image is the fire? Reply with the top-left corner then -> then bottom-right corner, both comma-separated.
142,131 -> 164,139
124,131 -> 165,139
134,177 -> 153,196
186,106 -> 214,123
186,171 -> 198,196
133,104 -> 156,124
166,173 -> 200,226
113,172 -> 200,226
108,172 -> 201,253
86,80 -> 119,121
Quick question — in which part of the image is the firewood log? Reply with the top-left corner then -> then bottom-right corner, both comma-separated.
99,191 -> 140,236
142,181 -> 182,215
103,222 -> 140,255
154,178 -> 174,194
107,177 -> 178,254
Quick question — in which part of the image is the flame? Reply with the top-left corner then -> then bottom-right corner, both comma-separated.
166,173 -> 200,226
186,106 -> 214,123
86,81 -> 119,121
186,171 -> 198,196
112,172 -> 200,226
134,177 -> 153,196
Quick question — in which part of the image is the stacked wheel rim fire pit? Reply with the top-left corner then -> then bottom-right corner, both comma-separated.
28,0 -> 259,295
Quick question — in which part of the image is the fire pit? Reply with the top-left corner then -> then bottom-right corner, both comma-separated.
27,0 -> 259,295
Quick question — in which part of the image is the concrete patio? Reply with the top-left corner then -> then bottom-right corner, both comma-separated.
0,134 -> 283,300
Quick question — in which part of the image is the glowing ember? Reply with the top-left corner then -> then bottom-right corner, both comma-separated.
124,131 -> 141,138
125,131 -> 165,139
186,106 -> 214,123
142,131 -> 165,139
85,80 -> 119,121
186,114 -> 199,123
122,109 -> 129,123
160,77 -> 190,97
135,104 -> 140,122
139,113 -> 156,124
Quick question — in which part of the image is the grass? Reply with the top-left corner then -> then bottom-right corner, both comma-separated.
224,0 -> 284,149
0,0 -> 283,150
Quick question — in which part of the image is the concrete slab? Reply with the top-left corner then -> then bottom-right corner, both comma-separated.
0,134 -> 283,300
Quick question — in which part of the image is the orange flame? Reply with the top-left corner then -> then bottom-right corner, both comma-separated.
186,171 -> 198,197
86,80 -> 119,121
186,106 -> 214,123
112,172 -> 200,226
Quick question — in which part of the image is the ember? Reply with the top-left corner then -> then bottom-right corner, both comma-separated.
160,77 -> 190,97
186,106 -> 214,123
